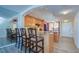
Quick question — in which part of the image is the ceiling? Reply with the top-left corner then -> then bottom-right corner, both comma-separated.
28,5 -> 79,22
29,6 -> 55,22
0,5 -> 79,21
0,5 -> 32,19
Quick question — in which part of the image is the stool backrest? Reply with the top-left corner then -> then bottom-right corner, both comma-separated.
15,28 -> 20,36
28,28 -> 37,38
7,28 -> 12,35
20,28 -> 27,36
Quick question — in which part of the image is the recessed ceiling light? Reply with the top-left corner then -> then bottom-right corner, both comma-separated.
60,10 -> 72,15
63,20 -> 69,23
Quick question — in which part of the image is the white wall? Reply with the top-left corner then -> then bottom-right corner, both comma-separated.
0,18 -> 9,38
16,6 -> 42,28
74,12 -> 79,48
61,22 -> 73,37
16,5 -> 56,28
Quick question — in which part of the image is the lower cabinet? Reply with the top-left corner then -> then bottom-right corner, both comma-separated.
53,32 -> 60,42
49,34 -> 54,53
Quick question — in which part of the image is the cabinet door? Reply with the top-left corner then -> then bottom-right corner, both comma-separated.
53,22 -> 60,42
49,34 -> 54,52
24,16 -> 33,27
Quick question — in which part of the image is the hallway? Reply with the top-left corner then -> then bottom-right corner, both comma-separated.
53,37 -> 79,53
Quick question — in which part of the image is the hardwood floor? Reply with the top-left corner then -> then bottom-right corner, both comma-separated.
0,44 -> 24,53
53,37 -> 79,53
0,37 -> 79,53
0,38 -> 24,53
0,37 -> 15,47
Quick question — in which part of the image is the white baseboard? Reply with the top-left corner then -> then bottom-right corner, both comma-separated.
61,36 -> 73,39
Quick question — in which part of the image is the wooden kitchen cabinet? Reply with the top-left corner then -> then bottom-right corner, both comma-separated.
53,32 -> 59,42
49,34 -> 54,52
24,15 -> 44,31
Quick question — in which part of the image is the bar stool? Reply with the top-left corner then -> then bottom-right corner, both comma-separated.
28,28 -> 44,53
6,28 -> 10,39
15,28 -> 21,48
6,28 -> 15,42
20,28 -> 30,52
6,28 -> 12,40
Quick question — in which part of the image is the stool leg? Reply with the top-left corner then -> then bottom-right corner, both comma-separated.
29,40 -> 31,53
21,38 -> 23,51
42,40 -> 44,53
24,39 -> 28,53
15,36 -> 17,47
18,37 -> 20,49
25,47 -> 27,53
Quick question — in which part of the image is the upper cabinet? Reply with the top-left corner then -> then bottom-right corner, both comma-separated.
24,15 -> 44,31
